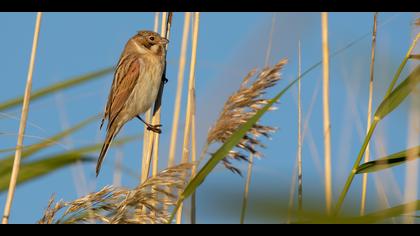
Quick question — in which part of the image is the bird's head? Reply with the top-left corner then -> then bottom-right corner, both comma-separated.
130,31 -> 169,55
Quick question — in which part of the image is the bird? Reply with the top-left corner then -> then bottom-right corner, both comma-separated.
96,30 -> 169,177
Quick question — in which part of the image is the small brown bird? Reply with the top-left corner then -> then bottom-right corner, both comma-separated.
96,30 -> 169,177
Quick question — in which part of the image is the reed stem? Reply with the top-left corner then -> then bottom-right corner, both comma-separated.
2,12 -> 43,224
321,12 -> 332,215
141,12 -> 160,179
141,12 -> 172,184
360,12 -> 378,216
168,12 -> 192,167
177,12 -> 200,224
297,40 -> 303,211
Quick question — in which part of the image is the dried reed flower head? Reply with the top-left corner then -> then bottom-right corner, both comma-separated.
207,59 -> 288,174
415,18 -> 420,26
38,163 -> 192,224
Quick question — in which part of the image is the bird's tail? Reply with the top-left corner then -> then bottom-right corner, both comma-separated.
96,125 -> 119,177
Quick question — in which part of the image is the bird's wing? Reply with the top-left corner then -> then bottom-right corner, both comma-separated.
103,54 -> 143,131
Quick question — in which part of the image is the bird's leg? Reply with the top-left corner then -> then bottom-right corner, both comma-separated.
136,115 -> 162,134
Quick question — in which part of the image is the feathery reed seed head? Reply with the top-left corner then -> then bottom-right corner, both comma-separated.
207,59 -> 288,174
38,163 -> 192,224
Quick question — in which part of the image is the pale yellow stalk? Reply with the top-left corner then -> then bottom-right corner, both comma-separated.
321,12 -> 332,215
2,12 -> 43,224
190,89 -> 197,224
141,12 -> 171,183
360,12 -> 378,216
297,40 -> 303,211
141,12 -> 160,178
176,12 -> 200,224
168,12 -> 192,167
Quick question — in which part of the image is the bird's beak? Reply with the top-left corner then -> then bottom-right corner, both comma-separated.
159,38 -> 169,45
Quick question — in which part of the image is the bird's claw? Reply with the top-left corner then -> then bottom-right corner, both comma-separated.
147,124 -> 162,134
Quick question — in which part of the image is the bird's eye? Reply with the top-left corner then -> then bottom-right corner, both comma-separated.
149,36 -> 155,41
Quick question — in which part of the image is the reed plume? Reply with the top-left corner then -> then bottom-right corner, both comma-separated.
206,59 -> 287,174
38,163 -> 192,224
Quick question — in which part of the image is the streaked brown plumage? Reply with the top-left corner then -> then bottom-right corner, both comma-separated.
96,30 -> 169,177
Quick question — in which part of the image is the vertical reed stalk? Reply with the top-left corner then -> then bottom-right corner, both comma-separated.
264,13 -> 276,66
321,12 -> 332,215
240,13 -> 277,224
2,12 -> 43,224
360,12 -> 378,216
240,153 -> 254,224
286,158 -> 298,223
168,12 -> 192,167
141,12 -> 160,179
176,12 -> 200,224
297,40 -> 303,211
190,87 -> 197,224
141,12 -> 172,184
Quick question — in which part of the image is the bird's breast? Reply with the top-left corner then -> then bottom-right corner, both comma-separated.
126,56 -> 164,118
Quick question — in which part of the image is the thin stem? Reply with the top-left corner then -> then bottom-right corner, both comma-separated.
141,12 -> 160,180
335,120 -> 378,215
141,12 -> 172,184
168,12 -> 191,167
2,12 -> 43,224
190,78 -> 197,224
240,154 -> 254,224
264,13 -> 276,66
297,40 -> 303,211
321,12 -> 332,215
385,33 -> 420,97
177,12 -> 200,224
360,12 -> 378,216
239,13 -> 277,224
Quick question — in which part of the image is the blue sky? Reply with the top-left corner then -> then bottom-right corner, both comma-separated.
0,12 -> 419,223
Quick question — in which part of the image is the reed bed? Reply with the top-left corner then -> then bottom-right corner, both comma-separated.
1,12 -> 419,225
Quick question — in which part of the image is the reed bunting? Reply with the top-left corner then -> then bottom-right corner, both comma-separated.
96,30 -> 169,176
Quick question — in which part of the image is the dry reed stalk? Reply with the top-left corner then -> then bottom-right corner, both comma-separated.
240,152 -> 254,224
2,12 -> 43,224
321,12 -> 332,215
240,14 -> 277,224
176,12 -> 200,225
360,12 -> 378,216
168,12 -> 191,168
141,12 -> 160,179
190,88 -> 197,224
297,40 -> 303,211
38,163 -> 192,224
141,12 -> 172,184
264,13 -> 276,66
